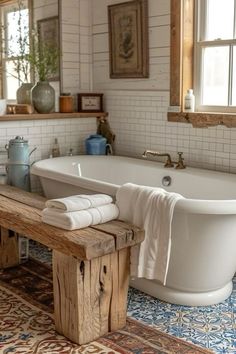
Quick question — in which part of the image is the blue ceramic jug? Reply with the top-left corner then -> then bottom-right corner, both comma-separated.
85,134 -> 107,155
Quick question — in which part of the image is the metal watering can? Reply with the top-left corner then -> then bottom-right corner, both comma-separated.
5,136 -> 37,191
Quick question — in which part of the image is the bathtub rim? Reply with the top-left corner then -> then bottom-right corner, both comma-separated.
31,156 -> 236,215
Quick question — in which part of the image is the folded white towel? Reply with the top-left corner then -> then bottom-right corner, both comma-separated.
46,194 -> 113,212
116,183 -> 184,285
42,204 -> 119,230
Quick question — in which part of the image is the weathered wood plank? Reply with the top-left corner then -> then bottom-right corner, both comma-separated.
117,248 -> 130,327
110,248 -> 130,331
53,248 -> 130,345
170,0 -> 182,106
0,112 -> 108,122
82,257 -> 93,343
170,0 -> 194,108
0,194 -> 115,260
53,250 -> 81,342
0,185 -> 46,210
168,111 -> 236,128
182,0 -> 194,107
0,188 -> 144,260
109,251 -> 119,331
90,257 -> 102,339
91,220 -> 145,250
0,186 -> 144,345
0,227 -> 19,268
53,251 -> 113,344
98,254 -> 112,336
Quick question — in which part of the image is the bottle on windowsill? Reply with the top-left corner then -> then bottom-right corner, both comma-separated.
52,138 -> 60,157
184,89 -> 195,112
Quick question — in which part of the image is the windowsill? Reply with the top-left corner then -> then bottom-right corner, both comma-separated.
0,111 -> 108,122
167,111 -> 236,128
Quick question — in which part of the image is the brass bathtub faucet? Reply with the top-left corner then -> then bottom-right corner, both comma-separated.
142,150 -> 186,169
142,150 -> 174,167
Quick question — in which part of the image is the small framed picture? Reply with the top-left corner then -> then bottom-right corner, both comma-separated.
77,93 -> 103,112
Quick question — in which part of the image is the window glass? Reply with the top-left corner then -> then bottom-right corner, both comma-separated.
232,46 -> 236,106
1,0 -> 30,100
7,7 -> 29,57
205,0 -> 234,40
5,61 -> 19,100
202,46 -> 229,106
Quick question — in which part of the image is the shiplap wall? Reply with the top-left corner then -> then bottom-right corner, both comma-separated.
92,0 -> 170,91
92,0 -> 236,174
60,0 -> 93,98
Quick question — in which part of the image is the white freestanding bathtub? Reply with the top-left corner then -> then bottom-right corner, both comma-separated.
31,155 -> 236,306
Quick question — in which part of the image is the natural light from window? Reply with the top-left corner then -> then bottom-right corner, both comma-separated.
202,47 -> 229,106
197,0 -> 236,111
7,8 -> 29,56
2,2 -> 29,100
205,0 -> 234,40
233,46 -> 236,106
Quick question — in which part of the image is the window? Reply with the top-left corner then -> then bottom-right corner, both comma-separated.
195,0 -> 236,112
169,0 -> 236,127
0,0 -> 30,100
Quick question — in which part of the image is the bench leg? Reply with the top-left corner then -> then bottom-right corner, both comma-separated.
0,227 -> 19,269
53,247 -> 130,345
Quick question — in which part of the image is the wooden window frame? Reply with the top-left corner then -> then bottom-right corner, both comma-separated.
168,0 -> 236,128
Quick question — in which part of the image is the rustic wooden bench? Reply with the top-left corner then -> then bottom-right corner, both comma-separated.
0,185 -> 144,345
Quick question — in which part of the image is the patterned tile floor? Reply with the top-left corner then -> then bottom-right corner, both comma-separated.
28,240 -> 236,354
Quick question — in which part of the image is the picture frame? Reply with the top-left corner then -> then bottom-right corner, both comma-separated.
77,93 -> 104,113
108,0 -> 149,78
37,16 -> 60,81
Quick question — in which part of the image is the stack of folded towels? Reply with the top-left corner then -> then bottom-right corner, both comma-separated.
42,194 -> 119,230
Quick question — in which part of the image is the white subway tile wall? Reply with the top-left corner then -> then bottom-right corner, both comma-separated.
92,0 -> 236,175
105,90 -> 236,174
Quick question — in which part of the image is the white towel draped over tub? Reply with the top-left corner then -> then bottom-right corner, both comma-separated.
116,183 -> 184,285
45,194 -> 113,212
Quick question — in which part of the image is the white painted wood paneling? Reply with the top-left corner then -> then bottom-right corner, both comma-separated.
92,0 -> 170,91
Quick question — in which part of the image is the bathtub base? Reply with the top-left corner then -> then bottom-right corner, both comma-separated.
130,278 -> 233,306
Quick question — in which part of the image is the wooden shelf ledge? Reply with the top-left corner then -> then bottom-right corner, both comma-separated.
0,111 -> 108,122
168,111 -> 236,128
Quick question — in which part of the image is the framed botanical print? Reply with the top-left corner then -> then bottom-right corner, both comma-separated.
108,0 -> 149,78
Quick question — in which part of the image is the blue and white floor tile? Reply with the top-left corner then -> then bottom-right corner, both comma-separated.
29,240 -> 236,354
127,281 -> 236,354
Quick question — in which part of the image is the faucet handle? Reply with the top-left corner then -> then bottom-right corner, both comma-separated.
176,152 -> 186,169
